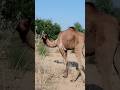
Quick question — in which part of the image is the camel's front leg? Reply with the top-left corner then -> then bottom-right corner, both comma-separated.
59,48 -> 68,78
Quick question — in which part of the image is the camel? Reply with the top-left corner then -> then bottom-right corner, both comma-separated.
16,17 -> 35,49
42,27 -> 85,82
86,2 -> 120,90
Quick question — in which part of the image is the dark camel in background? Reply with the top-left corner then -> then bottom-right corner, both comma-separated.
16,18 -> 35,49
86,2 -> 120,90
42,27 -> 85,82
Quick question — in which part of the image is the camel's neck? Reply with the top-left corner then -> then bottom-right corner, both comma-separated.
42,38 -> 57,48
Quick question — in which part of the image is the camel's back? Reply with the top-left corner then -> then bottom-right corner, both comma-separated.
58,28 -> 84,49
61,29 -> 76,39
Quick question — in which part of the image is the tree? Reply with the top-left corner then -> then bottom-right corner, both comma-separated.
35,19 -> 61,40
74,22 -> 85,33
95,0 -> 113,14
95,0 -> 120,20
0,0 -> 34,33
1,0 -> 34,21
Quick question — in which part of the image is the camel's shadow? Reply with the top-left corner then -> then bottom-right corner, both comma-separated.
54,60 -> 79,69
54,60 -> 81,81
54,60 -> 64,64
54,60 -> 104,89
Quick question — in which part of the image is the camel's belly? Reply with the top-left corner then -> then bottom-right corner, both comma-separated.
63,40 -> 75,50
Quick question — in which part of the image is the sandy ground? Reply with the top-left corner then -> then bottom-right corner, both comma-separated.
35,47 -> 85,90
35,47 -> 120,90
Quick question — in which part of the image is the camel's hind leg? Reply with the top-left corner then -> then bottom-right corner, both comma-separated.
72,45 -> 85,82
59,48 -> 68,78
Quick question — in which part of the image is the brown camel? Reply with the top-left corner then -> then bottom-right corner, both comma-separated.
42,27 -> 85,82
86,2 -> 120,90
16,18 -> 35,49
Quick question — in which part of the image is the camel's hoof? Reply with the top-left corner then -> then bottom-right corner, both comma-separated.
63,73 -> 68,78
70,79 -> 75,82
63,75 -> 68,78
63,70 -> 68,78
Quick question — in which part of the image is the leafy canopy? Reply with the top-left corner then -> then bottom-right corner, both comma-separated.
35,19 -> 61,40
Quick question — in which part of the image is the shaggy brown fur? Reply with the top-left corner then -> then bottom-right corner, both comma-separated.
42,27 -> 85,82
86,2 -> 120,90
16,18 -> 35,49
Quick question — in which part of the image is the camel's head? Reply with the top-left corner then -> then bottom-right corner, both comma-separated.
41,31 -> 48,40
16,18 -> 32,43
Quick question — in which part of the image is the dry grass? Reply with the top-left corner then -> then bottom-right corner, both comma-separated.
36,65 -> 56,90
35,46 -> 58,90
35,46 -> 85,90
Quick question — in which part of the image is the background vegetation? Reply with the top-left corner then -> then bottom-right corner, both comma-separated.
0,0 -> 34,21
0,0 -> 34,71
95,0 -> 120,20
35,19 -> 85,40
35,19 -> 61,40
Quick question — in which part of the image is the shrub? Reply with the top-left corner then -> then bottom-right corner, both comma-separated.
37,43 -> 47,60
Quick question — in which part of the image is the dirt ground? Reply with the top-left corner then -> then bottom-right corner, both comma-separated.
35,47 -> 120,90
35,47 -> 85,90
